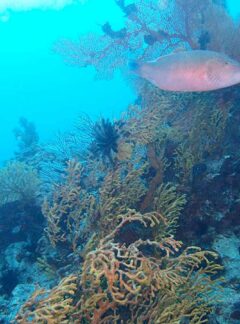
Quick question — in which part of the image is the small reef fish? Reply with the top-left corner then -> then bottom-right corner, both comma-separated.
131,50 -> 240,92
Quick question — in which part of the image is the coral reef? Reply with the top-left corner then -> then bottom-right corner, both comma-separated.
13,83 -> 239,323
4,83 -> 240,324
1,1 -> 240,323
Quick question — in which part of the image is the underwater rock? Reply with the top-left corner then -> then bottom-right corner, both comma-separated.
4,241 -> 55,286
231,301 -> 240,321
191,162 -> 207,191
212,235 -> 240,323
4,242 -> 29,273
0,200 -> 47,322
231,310 -> 240,320
6,284 -> 36,322
213,234 -> 240,282
0,240 -> 57,321
0,201 -> 44,250
193,156 -> 235,201
219,155 -> 235,176
0,297 -> 9,323
179,151 -> 240,248
192,162 -> 207,178
0,270 -> 19,296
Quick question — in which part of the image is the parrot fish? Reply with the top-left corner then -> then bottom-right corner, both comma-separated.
131,50 -> 240,92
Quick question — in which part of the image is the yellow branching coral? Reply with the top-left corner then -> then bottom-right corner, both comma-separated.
118,90 -> 185,212
74,210 -> 222,324
175,142 -> 197,183
174,103 -> 229,183
0,161 -> 40,206
15,275 -> 78,323
120,104 -> 162,145
42,160 -> 96,250
15,210 -> 222,323
152,246 -> 223,324
42,153 -> 148,250
97,160 -> 148,236
128,85 -> 231,185
153,182 -> 187,234
119,99 -> 180,147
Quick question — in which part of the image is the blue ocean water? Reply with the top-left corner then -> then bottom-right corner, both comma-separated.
0,0 -> 135,161
1,1 -> 240,323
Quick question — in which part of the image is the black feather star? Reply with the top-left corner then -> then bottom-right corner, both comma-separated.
90,118 -> 119,163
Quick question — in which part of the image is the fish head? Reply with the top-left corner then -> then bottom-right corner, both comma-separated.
207,55 -> 240,88
136,63 -> 159,86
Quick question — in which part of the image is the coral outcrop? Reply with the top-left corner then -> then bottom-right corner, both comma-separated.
15,210 -> 222,323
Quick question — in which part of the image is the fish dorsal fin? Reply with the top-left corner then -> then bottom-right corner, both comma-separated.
148,52 -> 175,64
173,46 -> 187,53
148,48 -> 187,64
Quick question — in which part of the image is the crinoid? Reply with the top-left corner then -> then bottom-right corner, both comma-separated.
90,118 -> 119,163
